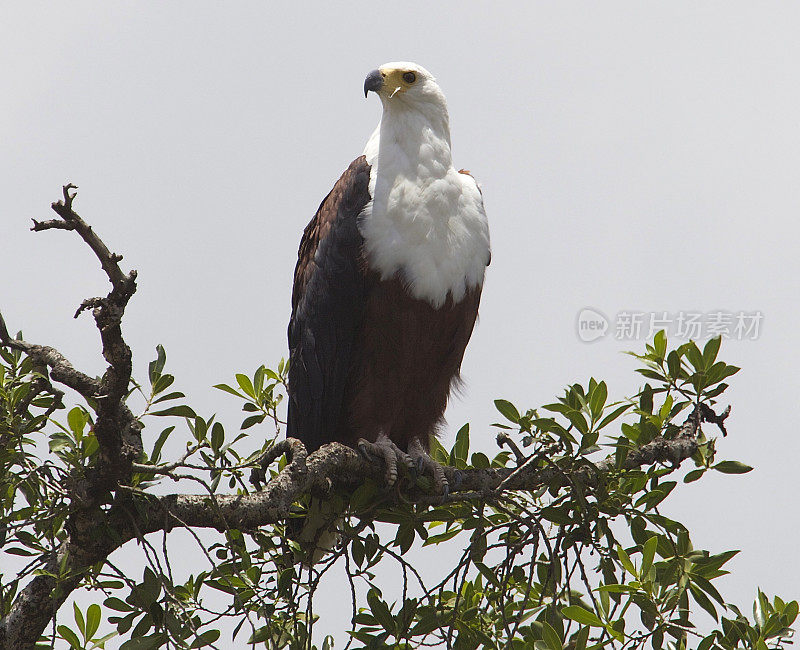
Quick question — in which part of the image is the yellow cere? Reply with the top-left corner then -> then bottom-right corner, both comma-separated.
377,66 -> 417,97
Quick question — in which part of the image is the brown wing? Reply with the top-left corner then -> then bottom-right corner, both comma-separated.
287,156 -> 372,452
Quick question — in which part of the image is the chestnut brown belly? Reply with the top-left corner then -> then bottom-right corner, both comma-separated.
338,277 -> 481,451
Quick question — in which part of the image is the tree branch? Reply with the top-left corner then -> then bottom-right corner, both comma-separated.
0,377 -> 715,648
0,412 -> 710,647
17,186 -> 143,489
0,339 -> 100,398
0,185 -> 147,648
0,186 -> 725,649
46,184 -> 135,296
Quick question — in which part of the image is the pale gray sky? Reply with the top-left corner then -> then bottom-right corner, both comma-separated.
2,2 -> 799,646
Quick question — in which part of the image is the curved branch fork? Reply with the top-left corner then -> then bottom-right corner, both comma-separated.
32,184 -> 137,300
6,184 -> 143,489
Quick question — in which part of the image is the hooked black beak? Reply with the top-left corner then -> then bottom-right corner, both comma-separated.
364,69 -> 384,97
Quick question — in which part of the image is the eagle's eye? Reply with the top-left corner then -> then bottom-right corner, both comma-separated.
402,71 -> 416,84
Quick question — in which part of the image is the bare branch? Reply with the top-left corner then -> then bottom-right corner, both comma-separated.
26,186 -> 144,485
131,442 -> 208,476
47,184 -> 135,296
496,431 -> 526,464
30,218 -> 75,231
2,339 -> 100,398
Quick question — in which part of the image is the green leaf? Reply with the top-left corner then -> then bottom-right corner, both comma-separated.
562,605 -> 604,627
151,405 -> 196,418
702,336 -> 721,368
597,403 -> 631,430
470,451 -> 490,469
149,426 -> 174,465
429,437 -> 449,465
637,368 -> 666,381
494,399 -> 520,423
91,631 -> 118,648
241,414 -> 265,429
541,620 -> 562,650
685,342 -> 704,370
189,629 -> 221,648
104,597 -> 134,612
616,546 -> 637,577
666,350 -> 682,378
690,573 -> 725,606
367,588 -> 395,633
211,422 -> 224,450
589,381 -> 607,420
566,410 -> 589,435
119,635 -> 164,650
73,601 -> 86,637
5,547 -> 37,556
713,461 -> 753,474
151,374 -> 175,395
58,625 -> 82,649
697,633 -> 718,650
452,423 -> 469,465
653,330 -> 667,359
86,603 -> 101,640
138,567 -> 161,607
151,390 -> 184,404
640,535 -> 658,577
784,600 -> 799,625
689,583 -> 719,621
68,407 -> 87,437
573,626 -> 590,650
684,468 -> 706,483
148,344 -> 167,384
212,383 -> 244,398
596,584 -> 637,593
235,373 -> 255,398
423,527 -> 461,546
247,627 -> 270,644
705,362 -> 740,386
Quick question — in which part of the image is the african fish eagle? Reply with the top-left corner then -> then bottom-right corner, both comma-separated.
287,62 -> 491,494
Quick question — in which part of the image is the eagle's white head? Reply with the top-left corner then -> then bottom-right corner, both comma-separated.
363,61 -> 447,112
363,61 -> 452,162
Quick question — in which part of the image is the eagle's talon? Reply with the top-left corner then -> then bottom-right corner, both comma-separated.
407,437 -> 450,496
451,470 -> 464,491
357,441 -> 374,462
357,434 -> 414,489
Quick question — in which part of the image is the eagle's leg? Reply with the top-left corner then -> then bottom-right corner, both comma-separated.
407,437 -> 451,497
357,432 -> 415,488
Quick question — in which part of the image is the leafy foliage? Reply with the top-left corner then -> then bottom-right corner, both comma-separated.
0,334 -> 795,649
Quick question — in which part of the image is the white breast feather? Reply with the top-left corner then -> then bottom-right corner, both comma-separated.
360,110 -> 490,309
